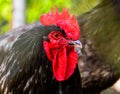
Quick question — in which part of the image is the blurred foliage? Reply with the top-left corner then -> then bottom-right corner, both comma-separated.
0,0 -> 12,34
26,0 -> 100,23
0,0 -> 99,34
26,0 -> 71,23
70,0 -> 100,15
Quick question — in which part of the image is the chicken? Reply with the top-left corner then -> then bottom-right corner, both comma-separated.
77,0 -> 120,93
0,9 -> 82,94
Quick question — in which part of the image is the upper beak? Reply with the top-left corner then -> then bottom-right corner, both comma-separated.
68,40 -> 82,56
68,40 -> 82,49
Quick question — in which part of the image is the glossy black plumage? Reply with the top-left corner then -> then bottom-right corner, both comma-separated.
0,23 -> 82,94
77,0 -> 120,93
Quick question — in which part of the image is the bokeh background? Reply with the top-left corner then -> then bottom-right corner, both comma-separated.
0,0 -> 119,94
0,0 -> 100,34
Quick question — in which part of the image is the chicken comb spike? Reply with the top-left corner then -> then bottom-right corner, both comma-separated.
40,7 -> 80,40
55,6 -> 59,14
62,8 -> 69,19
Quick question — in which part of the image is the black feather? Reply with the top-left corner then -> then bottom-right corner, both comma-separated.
0,23 -> 82,94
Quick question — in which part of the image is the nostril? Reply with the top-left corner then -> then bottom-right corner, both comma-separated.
68,42 -> 74,45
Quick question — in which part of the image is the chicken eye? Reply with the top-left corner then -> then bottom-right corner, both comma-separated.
53,33 -> 61,39
49,31 -> 63,40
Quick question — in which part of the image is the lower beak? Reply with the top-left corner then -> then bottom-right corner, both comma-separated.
68,40 -> 82,56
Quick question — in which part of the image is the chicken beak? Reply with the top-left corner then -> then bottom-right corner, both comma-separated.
68,40 -> 82,56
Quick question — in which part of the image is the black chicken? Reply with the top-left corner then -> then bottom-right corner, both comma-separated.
0,9 -> 82,94
77,0 -> 120,93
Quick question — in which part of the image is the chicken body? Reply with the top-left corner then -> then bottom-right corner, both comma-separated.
0,23 -> 82,94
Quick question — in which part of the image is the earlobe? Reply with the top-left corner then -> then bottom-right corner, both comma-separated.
43,41 -> 52,61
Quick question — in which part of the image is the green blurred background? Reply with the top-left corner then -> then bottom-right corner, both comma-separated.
0,0 -> 100,34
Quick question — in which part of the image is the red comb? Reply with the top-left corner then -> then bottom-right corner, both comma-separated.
40,7 -> 80,40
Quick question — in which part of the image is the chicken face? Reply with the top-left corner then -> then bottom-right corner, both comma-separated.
40,8 -> 82,81
43,30 -> 82,81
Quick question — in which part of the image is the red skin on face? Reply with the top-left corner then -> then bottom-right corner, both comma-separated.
40,8 -> 80,81
43,31 -> 78,81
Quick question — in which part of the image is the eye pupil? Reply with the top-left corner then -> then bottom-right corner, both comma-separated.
54,34 -> 58,38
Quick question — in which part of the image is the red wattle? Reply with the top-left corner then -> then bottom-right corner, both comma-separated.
52,46 -> 78,81
43,42 -> 78,81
